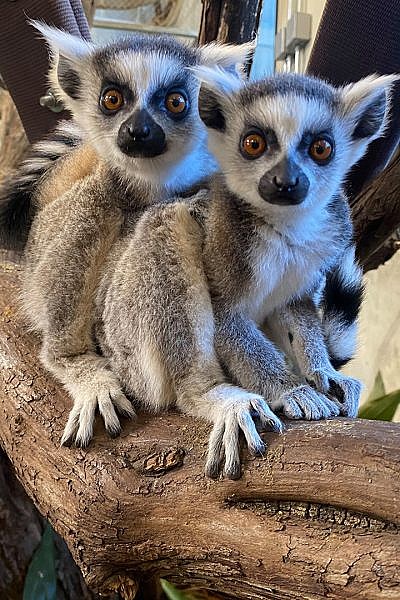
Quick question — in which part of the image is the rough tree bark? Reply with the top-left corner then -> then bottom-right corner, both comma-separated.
352,149 -> 400,272
0,262 -> 399,600
198,0 -> 262,45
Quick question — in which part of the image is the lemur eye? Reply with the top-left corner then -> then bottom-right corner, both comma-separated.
100,88 -> 124,113
165,92 -> 187,115
241,131 -> 267,159
309,138 -> 333,163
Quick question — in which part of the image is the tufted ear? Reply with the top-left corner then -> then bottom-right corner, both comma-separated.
192,66 -> 243,131
338,73 -> 399,167
199,39 -> 255,77
340,74 -> 398,140
31,20 -> 94,100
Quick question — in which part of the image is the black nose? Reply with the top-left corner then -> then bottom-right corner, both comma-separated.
272,175 -> 299,193
117,109 -> 166,158
127,123 -> 150,140
258,159 -> 310,205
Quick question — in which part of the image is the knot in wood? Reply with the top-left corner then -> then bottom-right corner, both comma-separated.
143,447 -> 185,476
102,574 -> 138,600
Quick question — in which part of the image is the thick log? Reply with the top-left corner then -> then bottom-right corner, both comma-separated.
0,449 -> 97,599
0,260 -> 399,600
351,149 -> 400,272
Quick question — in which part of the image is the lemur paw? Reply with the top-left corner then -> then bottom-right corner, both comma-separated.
306,370 -> 362,418
205,387 -> 283,480
278,384 -> 340,421
61,380 -> 136,448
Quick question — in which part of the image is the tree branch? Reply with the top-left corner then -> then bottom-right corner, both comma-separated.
0,261 -> 399,599
351,150 -> 400,271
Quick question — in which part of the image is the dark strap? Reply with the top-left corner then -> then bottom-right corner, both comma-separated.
307,0 -> 400,198
0,0 -> 91,144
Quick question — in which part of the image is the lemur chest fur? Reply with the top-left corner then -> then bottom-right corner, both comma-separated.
242,225 -> 327,323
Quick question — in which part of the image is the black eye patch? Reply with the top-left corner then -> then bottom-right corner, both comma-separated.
99,79 -> 135,106
151,84 -> 190,120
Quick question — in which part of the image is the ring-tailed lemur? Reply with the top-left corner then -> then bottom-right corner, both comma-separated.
94,71 -> 396,478
0,24 -> 252,447
0,22 -> 252,251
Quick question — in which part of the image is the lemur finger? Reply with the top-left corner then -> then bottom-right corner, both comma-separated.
75,397 -> 98,448
328,377 -> 361,418
97,392 -> 121,438
205,419 -> 225,479
281,396 -> 303,420
318,395 -> 341,418
237,409 -> 265,455
308,371 -> 330,394
60,403 -> 82,447
286,386 -> 331,420
302,388 -> 340,419
222,414 -> 241,480
110,390 -> 136,419
250,397 -> 284,433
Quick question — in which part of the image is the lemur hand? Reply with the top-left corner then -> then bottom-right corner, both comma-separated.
205,386 -> 283,480
60,371 -> 136,448
306,369 -> 362,418
274,383 -> 341,421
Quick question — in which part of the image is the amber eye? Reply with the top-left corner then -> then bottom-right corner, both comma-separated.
241,131 -> 267,159
165,92 -> 187,115
100,88 -> 124,113
309,138 -> 333,163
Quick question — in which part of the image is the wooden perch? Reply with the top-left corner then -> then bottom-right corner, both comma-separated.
0,260 -> 399,600
352,149 -> 400,272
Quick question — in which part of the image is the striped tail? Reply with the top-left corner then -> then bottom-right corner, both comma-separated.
322,245 -> 364,369
0,121 -> 81,250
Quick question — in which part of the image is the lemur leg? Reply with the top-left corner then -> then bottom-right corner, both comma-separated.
215,310 -> 340,421
99,203 -> 282,479
271,299 -> 362,418
22,172 -> 135,447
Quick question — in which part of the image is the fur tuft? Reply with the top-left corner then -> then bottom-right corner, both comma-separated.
0,121 -> 81,250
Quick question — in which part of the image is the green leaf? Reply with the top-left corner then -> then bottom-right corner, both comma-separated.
359,389 -> 400,421
160,579 -> 197,600
23,523 -> 57,600
367,371 -> 386,402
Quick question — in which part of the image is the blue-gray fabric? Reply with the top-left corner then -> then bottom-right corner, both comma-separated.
0,0 -> 91,144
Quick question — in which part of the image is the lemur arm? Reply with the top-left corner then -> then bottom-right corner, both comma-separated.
22,169 -> 135,448
214,308 -> 340,421
271,297 -> 362,418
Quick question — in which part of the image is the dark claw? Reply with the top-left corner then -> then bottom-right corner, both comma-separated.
250,440 -> 266,456
225,463 -> 241,480
205,462 -> 221,480
75,438 -> 90,449
108,426 -> 121,439
60,436 -> 74,448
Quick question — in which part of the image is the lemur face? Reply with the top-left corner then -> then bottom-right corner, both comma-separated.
70,39 -> 203,181
199,72 -> 396,220
33,23 -> 253,186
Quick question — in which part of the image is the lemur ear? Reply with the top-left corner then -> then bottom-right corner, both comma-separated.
340,74 -> 399,140
198,86 -> 227,131
199,40 -> 255,76
194,66 -> 242,131
30,20 -> 93,100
